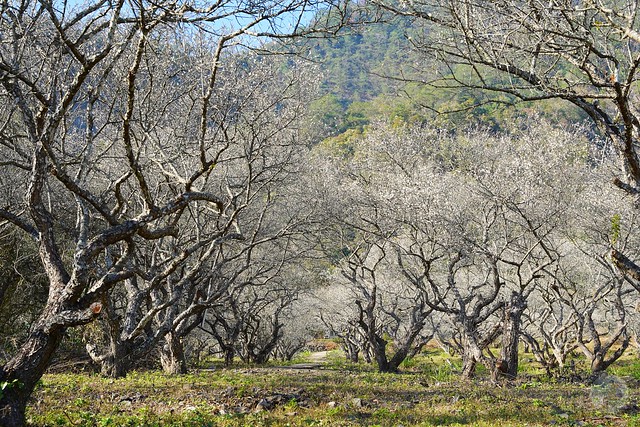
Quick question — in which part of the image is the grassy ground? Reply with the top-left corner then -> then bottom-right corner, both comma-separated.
26,349 -> 640,426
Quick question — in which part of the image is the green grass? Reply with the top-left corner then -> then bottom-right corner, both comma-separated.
25,349 -> 640,426
609,357 -> 640,381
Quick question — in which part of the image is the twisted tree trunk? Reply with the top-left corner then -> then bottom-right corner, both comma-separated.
1,298 -> 101,426
160,332 -> 188,375
499,292 -> 526,378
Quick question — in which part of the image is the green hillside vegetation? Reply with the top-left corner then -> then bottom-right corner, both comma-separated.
300,13 -> 588,145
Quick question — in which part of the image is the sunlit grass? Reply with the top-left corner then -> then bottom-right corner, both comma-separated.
26,348 -> 640,426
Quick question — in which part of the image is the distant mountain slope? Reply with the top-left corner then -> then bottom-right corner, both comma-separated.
297,11 -> 587,144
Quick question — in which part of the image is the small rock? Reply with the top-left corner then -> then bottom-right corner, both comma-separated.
327,401 -> 337,408
352,397 -> 363,407
285,411 -> 297,417
272,394 -> 286,405
255,398 -> 272,411
557,413 -> 569,419
184,405 -> 197,412
619,403 -> 640,414
549,405 -> 563,414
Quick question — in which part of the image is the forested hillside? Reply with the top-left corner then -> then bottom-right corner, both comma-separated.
300,12 -> 587,144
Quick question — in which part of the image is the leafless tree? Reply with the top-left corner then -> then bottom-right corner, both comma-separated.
521,288 -> 580,376
519,143 -> 640,376
0,0 -> 346,423
337,238 -> 434,373
312,119 -> 618,379
543,200 -> 639,374
202,282 -> 297,365
546,255 -> 633,373
79,53 -> 317,376
0,232 -> 47,363
373,0 -> 640,280
197,217 -> 316,367
317,283 -> 370,363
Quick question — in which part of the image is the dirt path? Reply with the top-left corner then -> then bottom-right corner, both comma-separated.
283,351 -> 329,370
307,351 -> 328,364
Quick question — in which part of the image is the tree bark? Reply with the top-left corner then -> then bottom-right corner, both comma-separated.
222,346 -> 235,367
339,327 -> 361,363
458,324 -> 499,380
590,354 -> 606,373
344,345 -> 359,363
160,332 -> 187,375
499,293 -> 525,378
385,312 -> 430,373
460,353 -> 477,379
387,345 -> 410,373
0,312 -> 65,426
1,268 -> 102,426
88,339 -> 130,378
371,335 -> 390,372
86,299 -> 131,378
